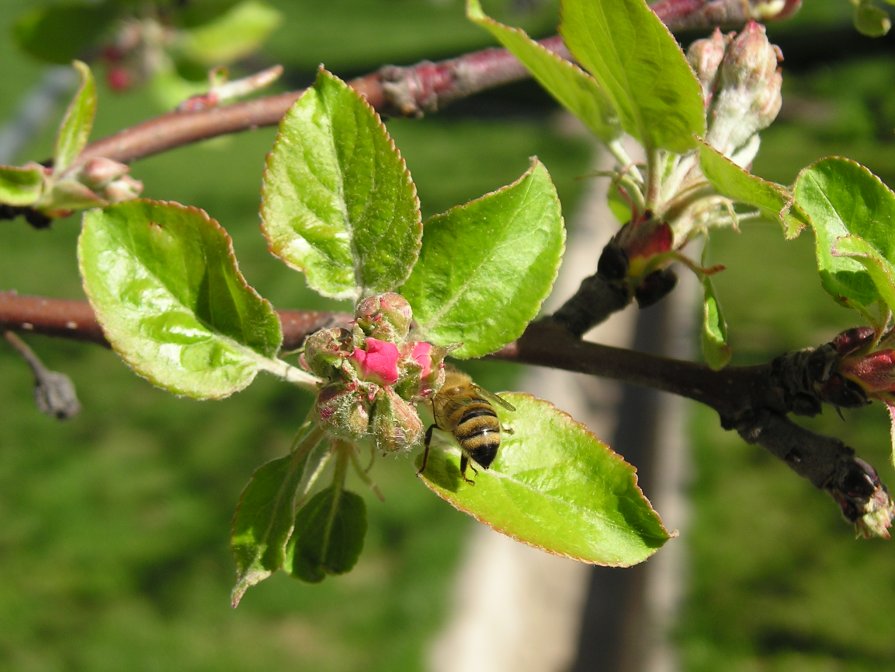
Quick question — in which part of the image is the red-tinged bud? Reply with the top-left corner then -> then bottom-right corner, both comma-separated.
355,292 -> 413,341
301,328 -> 353,378
78,157 -> 130,189
352,337 -> 400,385
370,387 -> 423,454
839,350 -> 895,401
612,213 -> 674,279
106,67 -> 133,92
395,341 -> 449,400
315,383 -> 371,441
831,326 -> 876,357
687,28 -> 730,108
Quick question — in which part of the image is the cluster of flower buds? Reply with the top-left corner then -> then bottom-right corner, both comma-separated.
689,21 -> 783,167
301,292 -> 450,454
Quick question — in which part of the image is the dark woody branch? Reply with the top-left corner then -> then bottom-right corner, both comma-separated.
2,291 -> 891,536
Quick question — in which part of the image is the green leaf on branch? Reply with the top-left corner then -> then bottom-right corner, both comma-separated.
559,0 -> 704,153
794,157 -> 895,313
231,448 -> 315,607
54,60 -> 96,172
418,393 -> 672,566
172,0 -> 283,66
0,165 -> 45,206
700,250 -> 731,370
13,2 -> 118,65
698,141 -> 807,238
79,200 -> 282,398
466,0 -> 619,143
261,67 -> 421,300
286,486 -> 367,583
400,160 -> 564,359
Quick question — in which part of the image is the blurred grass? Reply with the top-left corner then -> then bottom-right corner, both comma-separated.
0,1 -> 590,670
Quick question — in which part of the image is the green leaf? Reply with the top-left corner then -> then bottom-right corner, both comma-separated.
173,0 -> 282,66
13,2 -> 118,65
78,200 -> 282,398
559,0 -> 704,153
54,61 -> 96,171
831,235 -> 895,314
854,3 -> 891,37
0,165 -> 44,206
466,0 -> 619,143
698,141 -> 807,238
400,160 -> 564,358
794,157 -> 895,311
700,251 -> 731,370
261,68 -> 421,300
286,486 -> 367,583
419,393 -> 671,565
230,451 -> 310,606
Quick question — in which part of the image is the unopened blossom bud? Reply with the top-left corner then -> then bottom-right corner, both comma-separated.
301,327 -> 353,378
355,292 -> 413,341
396,341 -> 449,400
78,157 -> 130,189
705,21 -> 783,161
103,175 -> 143,203
687,28 -> 730,107
370,387 -> 423,454
612,213 -> 674,280
839,349 -> 895,400
315,383 -> 371,441
351,337 -> 401,385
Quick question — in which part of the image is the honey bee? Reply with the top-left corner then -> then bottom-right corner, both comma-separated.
418,369 -> 515,484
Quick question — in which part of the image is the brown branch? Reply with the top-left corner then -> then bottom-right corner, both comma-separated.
71,0 -> 799,168
1,291 -> 889,534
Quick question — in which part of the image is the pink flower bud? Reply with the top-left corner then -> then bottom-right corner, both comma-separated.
687,28 -> 730,108
301,328 -> 354,378
355,292 -> 413,341
352,337 -> 400,385
840,349 -> 895,395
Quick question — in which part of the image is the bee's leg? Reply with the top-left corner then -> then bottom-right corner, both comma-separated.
459,454 -> 477,485
418,425 -> 436,477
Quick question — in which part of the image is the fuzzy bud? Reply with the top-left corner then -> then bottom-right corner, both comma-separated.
78,157 -> 130,189
704,21 -> 783,161
355,292 -> 413,341
396,341 -> 449,400
102,175 -> 143,203
315,383 -> 371,441
687,28 -> 730,108
370,386 -> 423,454
301,327 -> 353,378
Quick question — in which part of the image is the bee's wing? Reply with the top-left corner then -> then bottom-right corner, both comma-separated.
473,384 -> 516,412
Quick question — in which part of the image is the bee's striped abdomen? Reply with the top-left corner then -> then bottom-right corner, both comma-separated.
453,401 -> 501,468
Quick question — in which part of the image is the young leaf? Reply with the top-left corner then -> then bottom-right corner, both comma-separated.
400,160 -> 564,358
466,0 -> 620,143
55,61 -> 96,172
794,157 -> 895,311
701,271 -> 731,370
79,200 -> 282,398
698,141 -> 807,239
172,0 -> 282,66
0,165 -> 45,206
286,486 -> 367,583
832,235 -> 895,314
418,393 -> 672,566
231,450 -> 313,607
559,0 -> 704,153
261,67 -> 421,300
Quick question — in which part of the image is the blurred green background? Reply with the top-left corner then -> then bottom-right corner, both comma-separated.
2,1 -> 895,670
